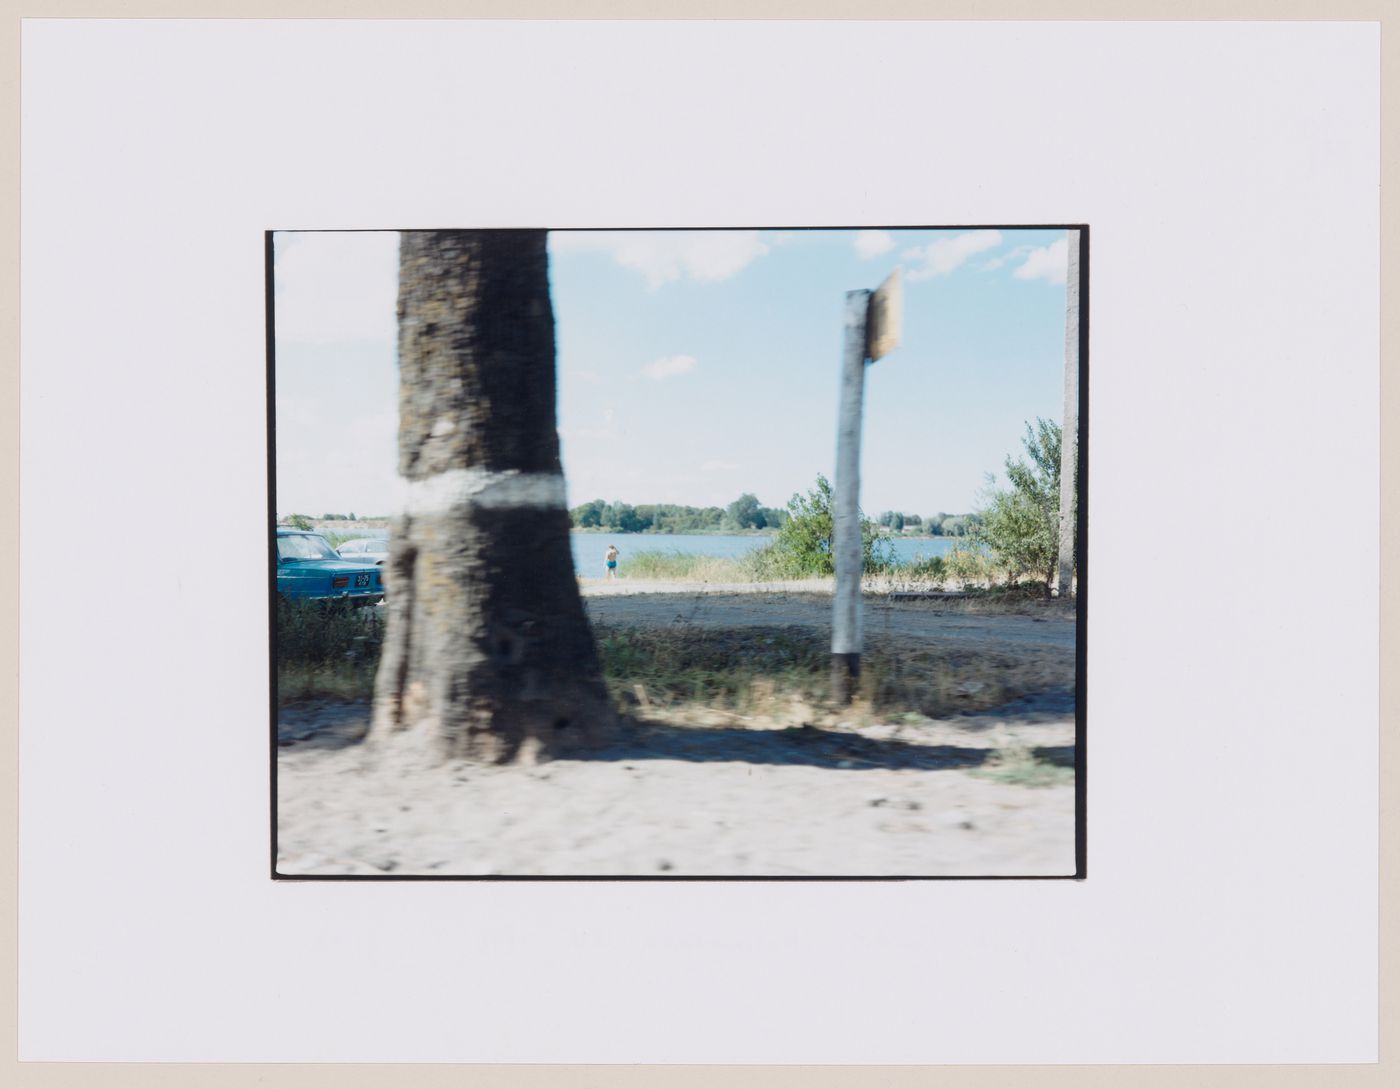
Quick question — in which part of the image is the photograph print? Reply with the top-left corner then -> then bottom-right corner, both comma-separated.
270,226 -> 1086,878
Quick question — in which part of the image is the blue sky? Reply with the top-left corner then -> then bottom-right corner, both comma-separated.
274,227 -> 1071,520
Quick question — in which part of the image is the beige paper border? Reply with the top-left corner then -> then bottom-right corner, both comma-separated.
2,2 -> 1391,1087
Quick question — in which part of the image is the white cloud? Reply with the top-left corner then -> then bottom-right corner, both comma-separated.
980,244 -> 1034,272
550,230 -> 769,288
700,459 -> 739,473
904,230 -> 1003,282
640,354 -> 697,381
1013,237 -> 1069,285
854,230 -> 895,260
273,231 -> 399,345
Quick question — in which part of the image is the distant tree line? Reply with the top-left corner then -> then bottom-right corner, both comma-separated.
569,494 -> 789,534
278,513 -> 387,531
876,510 -> 980,536
568,494 -> 982,537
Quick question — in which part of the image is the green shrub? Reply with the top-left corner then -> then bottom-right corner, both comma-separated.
973,418 -> 1068,588
943,544 -> 999,586
761,474 -> 888,578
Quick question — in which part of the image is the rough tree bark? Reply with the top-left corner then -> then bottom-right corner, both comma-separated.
370,230 -> 616,764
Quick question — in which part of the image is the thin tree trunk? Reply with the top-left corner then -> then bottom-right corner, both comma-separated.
370,230 -> 615,764
1055,229 -> 1081,597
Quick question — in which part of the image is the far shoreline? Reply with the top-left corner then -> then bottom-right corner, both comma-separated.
571,528 -> 969,543
306,523 -> 972,545
570,527 -> 775,537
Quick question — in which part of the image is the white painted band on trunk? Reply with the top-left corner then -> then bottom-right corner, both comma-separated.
403,468 -> 567,515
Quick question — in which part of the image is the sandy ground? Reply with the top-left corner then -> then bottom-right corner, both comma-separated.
277,586 -> 1078,878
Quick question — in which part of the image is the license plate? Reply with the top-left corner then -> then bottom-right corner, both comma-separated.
355,573 -> 371,588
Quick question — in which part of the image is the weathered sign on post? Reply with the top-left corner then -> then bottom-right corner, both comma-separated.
867,267 -> 903,361
831,268 -> 902,705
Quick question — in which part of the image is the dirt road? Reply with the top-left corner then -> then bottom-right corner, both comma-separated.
583,586 -> 1077,654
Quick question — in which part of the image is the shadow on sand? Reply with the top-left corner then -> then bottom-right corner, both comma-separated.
277,702 -> 373,752
596,719 -> 991,771
277,700 -> 1074,773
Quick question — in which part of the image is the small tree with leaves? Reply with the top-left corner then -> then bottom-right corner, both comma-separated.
975,418 -> 1064,590
764,474 -> 885,577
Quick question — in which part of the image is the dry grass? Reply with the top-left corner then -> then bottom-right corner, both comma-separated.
869,589 -> 1077,618
277,604 -> 1073,722
619,548 -> 1069,603
621,550 -> 760,581
277,586 -> 1076,752
279,662 -> 376,703
593,622 -> 1067,724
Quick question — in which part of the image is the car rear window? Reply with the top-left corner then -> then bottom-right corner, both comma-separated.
278,534 -> 338,561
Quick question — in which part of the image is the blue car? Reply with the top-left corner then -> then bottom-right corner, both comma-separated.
276,527 -> 385,606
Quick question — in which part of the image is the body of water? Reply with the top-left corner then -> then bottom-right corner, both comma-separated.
570,531 -> 967,578
313,526 -> 970,578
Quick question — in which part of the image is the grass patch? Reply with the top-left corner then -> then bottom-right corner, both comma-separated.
854,638 -> 1056,718
275,596 -> 1071,724
595,623 -> 829,714
592,622 -> 1059,721
901,584 -> 1072,615
621,550 -> 761,581
279,662 -> 377,702
878,554 -> 946,580
968,745 -> 1075,788
276,599 -> 383,703
618,545 -> 1061,599
621,544 -> 958,590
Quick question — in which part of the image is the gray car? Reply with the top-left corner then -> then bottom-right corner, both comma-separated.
335,536 -> 390,566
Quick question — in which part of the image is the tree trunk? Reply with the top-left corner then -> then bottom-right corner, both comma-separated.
370,230 -> 616,764
1055,229 -> 1081,598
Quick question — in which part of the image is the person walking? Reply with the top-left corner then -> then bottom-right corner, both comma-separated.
604,543 -> 620,580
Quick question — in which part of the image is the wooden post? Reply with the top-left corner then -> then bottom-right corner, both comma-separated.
831,289 -> 871,704
1055,229 -> 1081,597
